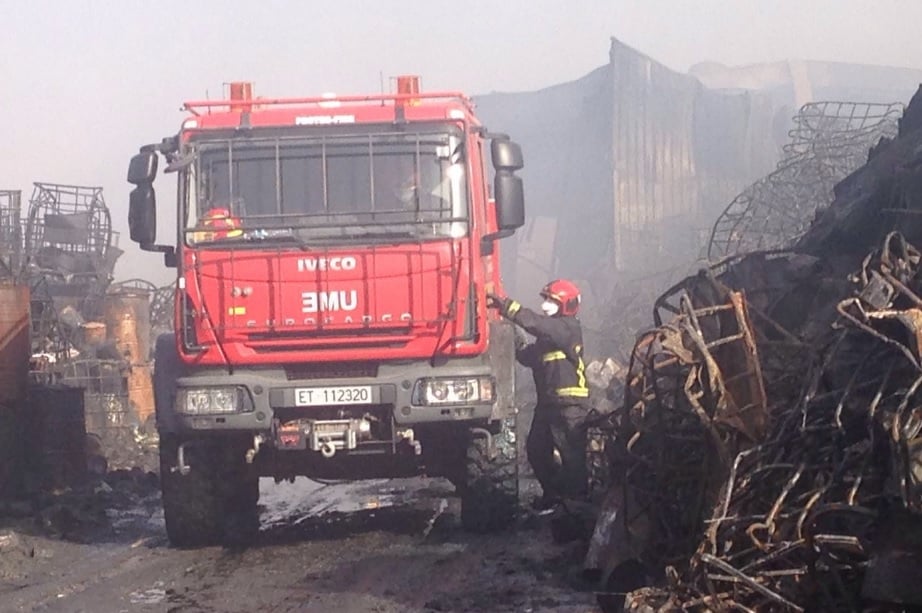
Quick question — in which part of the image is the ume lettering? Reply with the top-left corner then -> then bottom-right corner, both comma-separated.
302,290 -> 358,313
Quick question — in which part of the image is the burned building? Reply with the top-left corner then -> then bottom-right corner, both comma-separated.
475,39 -> 922,347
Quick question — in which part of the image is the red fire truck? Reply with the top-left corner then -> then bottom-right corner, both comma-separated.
127,77 -> 526,546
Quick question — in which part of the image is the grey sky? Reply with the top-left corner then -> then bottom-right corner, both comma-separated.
3,0 -> 921,281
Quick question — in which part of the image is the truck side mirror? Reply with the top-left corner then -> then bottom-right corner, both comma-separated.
494,172 -> 524,230
127,150 -> 159,185
129,184 -> 157,245
491,138 -> 525,231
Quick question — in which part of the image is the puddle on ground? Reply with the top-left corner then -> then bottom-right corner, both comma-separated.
129,582 -> 166,605
259,478 -> 412,526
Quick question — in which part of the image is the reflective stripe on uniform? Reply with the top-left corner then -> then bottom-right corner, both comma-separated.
542,351 -> 566,362
555,387 -> 589,397
506,300 -> 521,316
575,353 -> 587,390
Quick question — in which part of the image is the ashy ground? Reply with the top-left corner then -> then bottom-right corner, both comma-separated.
0,471 -> 600,613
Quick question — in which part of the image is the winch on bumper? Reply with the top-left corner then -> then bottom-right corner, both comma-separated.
275,417 -> 372,457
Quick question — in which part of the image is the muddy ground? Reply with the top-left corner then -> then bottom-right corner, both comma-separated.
0,465 -> 599,613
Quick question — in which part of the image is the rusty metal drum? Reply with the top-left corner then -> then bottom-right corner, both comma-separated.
103,289 -> 154,424
0,283 -> 31,497
103,289 -> 151,364
0,284 -> 31,406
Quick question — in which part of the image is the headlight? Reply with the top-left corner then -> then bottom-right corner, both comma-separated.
176,387 -> 245,414
412,377 -> 495,406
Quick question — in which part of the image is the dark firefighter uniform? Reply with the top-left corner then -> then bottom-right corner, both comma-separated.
492,290 -> 590,505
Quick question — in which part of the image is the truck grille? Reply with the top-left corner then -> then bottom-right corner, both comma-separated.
285,362 -> 378,380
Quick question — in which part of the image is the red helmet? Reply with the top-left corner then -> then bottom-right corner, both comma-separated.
540,279 -> 581,316
196,207 -> 243,240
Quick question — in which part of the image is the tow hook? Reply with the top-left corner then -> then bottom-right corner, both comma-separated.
173,442 -> 192,475
319,441 -> 337,459
245,434 -> 264,464
397,428 -> 423,456
470,427 -> 495,460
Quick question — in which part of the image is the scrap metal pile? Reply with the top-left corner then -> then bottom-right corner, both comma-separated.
588,88 -> 922,611
708,101 -> 903,261
0,183 -> 163,474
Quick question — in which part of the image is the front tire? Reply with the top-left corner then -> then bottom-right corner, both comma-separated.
460,416 -> 519,532
159,436 -> 259,548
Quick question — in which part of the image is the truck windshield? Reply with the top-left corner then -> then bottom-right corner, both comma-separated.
184,127 -> 469,245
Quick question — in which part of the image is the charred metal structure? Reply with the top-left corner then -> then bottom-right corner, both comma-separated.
588,88 -> 922,611
0,182 -> 162,482
24,182 -> 119,317
708,101 -> 902,260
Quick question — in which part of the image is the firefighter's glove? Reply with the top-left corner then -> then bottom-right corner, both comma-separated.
486,293 -> 505,310
487,293 -> 521,319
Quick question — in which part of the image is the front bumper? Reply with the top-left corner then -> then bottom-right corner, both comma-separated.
162,358 -> 497,434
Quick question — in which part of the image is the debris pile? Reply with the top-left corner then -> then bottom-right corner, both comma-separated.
0,183 -> 162,490
24,182 -> 119,376
588,88 -> 922,611
708,101 -> 902,260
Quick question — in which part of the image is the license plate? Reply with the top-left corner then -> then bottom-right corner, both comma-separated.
295,386 -> 373,407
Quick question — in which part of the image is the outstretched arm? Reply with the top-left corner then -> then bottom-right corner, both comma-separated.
487,293 -> 572,348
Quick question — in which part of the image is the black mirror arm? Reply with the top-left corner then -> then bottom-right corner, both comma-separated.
480,229 -> 516,256
140,243 -> 177,268
165,152 -> 195,173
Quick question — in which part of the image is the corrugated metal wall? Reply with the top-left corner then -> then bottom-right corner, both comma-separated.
609,40 -> 701,271
475,37 -> 920,304
476,39 -> 782,298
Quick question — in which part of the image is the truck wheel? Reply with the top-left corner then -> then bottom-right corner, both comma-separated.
461,416 -> 519,532
160,436 -> 223,547
159,437 -> 259,547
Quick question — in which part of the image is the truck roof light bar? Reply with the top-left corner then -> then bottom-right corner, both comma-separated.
395,75 -> 421,108
182,91 -> 473,116
228,81 -> 253,113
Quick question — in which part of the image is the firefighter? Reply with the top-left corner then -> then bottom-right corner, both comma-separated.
192,207 -> 243,243
488,279 -> 590,511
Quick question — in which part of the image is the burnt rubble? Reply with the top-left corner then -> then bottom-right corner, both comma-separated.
0,183 -> 165,504
588,86 -> 922,611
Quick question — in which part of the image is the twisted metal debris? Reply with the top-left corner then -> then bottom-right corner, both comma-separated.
708,102 -> 902,261
591,235 -> 922,611
589,89 -> 922,611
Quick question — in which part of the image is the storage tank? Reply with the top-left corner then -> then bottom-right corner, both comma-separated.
0,283 -> 30,499
0,284 -> 31,405
103,288 -> 154,425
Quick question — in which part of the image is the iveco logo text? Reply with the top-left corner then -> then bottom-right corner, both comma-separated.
302,290 -> 357,313
297,256 -> 357,272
